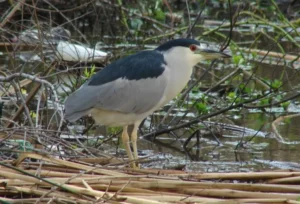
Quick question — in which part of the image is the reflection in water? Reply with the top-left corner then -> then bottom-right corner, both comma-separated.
140,109 -> 300,171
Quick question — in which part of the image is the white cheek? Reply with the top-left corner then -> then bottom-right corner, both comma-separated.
186,53 -> 204,66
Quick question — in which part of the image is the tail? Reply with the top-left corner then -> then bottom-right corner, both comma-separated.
64,93 -> 91,122
64,109 -> 90,122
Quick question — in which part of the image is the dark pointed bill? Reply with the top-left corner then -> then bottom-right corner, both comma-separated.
195,48 -> 231,60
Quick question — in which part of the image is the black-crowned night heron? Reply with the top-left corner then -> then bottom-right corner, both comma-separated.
64,38 -> 230,168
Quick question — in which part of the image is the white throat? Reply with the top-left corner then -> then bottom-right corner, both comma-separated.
160,47 -> 201,103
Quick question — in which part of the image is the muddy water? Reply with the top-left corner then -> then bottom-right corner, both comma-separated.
134,60 -> 300,171
135,111 -> 300,171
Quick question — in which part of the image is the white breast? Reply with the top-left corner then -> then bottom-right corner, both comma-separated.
159,47 -> 195,106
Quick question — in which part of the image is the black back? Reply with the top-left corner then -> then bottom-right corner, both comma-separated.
88,50 -> 166,86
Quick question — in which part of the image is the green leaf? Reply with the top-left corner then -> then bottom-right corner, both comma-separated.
84,67 -> 89,78
239,83 -> 251,94
196,102 -> 209,114
30,111 -> 37,119
251,51 -> 258,59
91,64 -> 96,75
270,79 -> 282,90
233,55 -> 243,65
21,88 -> 27,95
280,101 -> 290,110
130,18 -> 143,30
154,9 -> 166,21
107,126 -> 123,134
227,92 -> 236,99
259,98 -> 269,106
84,65 -> 97,79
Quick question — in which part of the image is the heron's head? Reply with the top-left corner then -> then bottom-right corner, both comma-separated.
156,38 -> 231,67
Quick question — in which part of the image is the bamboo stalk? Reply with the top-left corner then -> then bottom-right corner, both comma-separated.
6,198 -> 80,204
13,152 -> 127,176
26,170 -> 83,177
0,170 -> 52,186
267,176 -> 300,184
0,179 -> 33,186
238,47 -> 300,62
77,157 -> 122,165
73,177 -> 300,194
23,164 -> 86,173
183,188 -> 299,199
0,167 -> 81,178
127,195 -> 223,203
0,168 -> 166,204
179,172 -> 300,180
174,182 -> 300,193
94,179 -> 300,194
60,183 -> 168,204
80,175 -> 147,181
20,175 -> 147,185
2,154 -> 300,203
0,197 -> 13,203
89,184 -> 155,193
82,179 -> 100,200
124,168 -> 186,175
8,186 -> 91,204
207,198 -> 300,204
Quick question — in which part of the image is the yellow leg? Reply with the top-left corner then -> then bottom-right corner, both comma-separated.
121,126 -> 136,168
131,122 -> 140,161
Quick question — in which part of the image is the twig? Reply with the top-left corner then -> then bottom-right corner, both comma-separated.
35,85 -> 43,128
0,0 -> 24,29
238,47 -> 300,62
4,65 -> 56,128
220,0 -> 234,51
0,73 -> 57,102
163,0 -> 174,29
117,0 -> 129,31
42,0 -> 89,44
142,92 -> 271,140
241,69 -> 270,90
11,80 -> 34,128
203,68 -> 240,94
244,92 -> 300,109
98,0 -> 171,29
272,113 -> 300,143
185,0 -> 191,33
185,10 -> 203,38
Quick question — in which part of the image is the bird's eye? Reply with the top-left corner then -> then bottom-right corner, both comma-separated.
189,44 -> 197,52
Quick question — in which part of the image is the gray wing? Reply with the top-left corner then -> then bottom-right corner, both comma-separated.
64,74 -> 168,122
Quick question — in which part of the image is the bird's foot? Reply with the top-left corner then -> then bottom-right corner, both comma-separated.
129,161 -> 140,169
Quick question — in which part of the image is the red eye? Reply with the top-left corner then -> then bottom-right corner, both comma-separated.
190,44 -> 197,52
